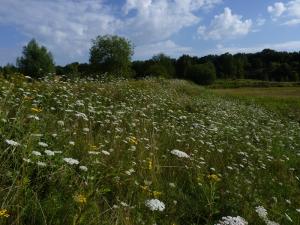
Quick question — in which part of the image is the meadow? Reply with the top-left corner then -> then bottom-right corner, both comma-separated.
0,75 -> 300,225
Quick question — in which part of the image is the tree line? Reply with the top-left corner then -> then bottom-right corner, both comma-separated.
1,35 -> 300,85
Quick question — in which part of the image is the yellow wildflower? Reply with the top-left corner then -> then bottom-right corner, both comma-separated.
153,191 -> 162,198
148,159 -> 153,170
89,145 -> 97,150
207,174 -> 221,182
0,209 -> 9,218
24,96 -> 33,101
73,194 -> 87,204
128,136 -> 138,145
31,107 -> 43,113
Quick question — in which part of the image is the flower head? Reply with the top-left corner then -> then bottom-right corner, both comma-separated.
145,199 -> 165,212
0,209 -> 9,218
74,194 -> 87,204
170,149 -> 190,158
215,216 -> 248,225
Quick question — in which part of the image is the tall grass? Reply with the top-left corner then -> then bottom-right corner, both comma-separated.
0,75 -> 299,225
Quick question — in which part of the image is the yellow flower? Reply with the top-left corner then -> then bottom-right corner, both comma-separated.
0,209 -> 9,218
24,96 -> 33,101
128,136 -> 138,145
73,194 -> 87,204
153,191 -> 162,198
207,174 -> 221,182
148,159 -> 153,170
89,145 -> 97,150
31,107 -> 43,113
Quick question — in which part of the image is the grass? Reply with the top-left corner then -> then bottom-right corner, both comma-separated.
0,75 -> 300,225
209,79 -> 300,89
212,87 -> 300,122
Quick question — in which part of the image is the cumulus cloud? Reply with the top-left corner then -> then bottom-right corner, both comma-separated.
268,0 -> 300,25
0,0 -> 222,64
267,2 -> 286,18
198,7 -> 252,40
0,0 -> 121,64
122,0 -> 221,44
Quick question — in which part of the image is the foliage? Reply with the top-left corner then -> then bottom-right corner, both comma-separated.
145,64 -> 169,77
185,62 -> 216,85
16,39 -> 55,78
89,35 -> 134,77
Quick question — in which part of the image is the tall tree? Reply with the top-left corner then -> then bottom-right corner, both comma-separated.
89,35 -> 134,77
17,39 -> 55,78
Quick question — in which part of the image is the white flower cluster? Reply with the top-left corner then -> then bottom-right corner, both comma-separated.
145,199 -> 165,212
255,206 -> 280,225
215,216 -> 248,225
63,157 -> 79,165
5,139 -> 20,147
170,149 -> 190,158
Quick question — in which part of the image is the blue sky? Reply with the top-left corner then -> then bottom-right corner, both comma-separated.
0,0 -> 300,66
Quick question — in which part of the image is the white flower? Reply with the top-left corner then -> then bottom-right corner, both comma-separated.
101,150 -> 110,156
38,142 -> 48,147
296,209 -> 300,213
23,158 -> 31,163
63,158 -> 79,165
125,168 -> 135,175
79,166 -> 88,171
169,183 -> 176,188
83,128 -> 89,132
255,206 -> 268,219
170,149 -> 190,158
215,216 -> 248,225
37,161 -> 47,167
44,150 -> 55,156
5,139 -> 20,146
145,199 -> 165,212
57,120 -> 64,126
32,151 -> 42,156
69,141 -> 75,146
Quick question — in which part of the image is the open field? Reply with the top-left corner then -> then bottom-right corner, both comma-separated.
212,87 -> 300,122
0,76 -> 300,225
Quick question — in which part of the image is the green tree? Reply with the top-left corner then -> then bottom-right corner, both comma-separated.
89,35 -> 134,77
145,64 -> 169,77
151,53 -> 175,78
185,62 -> 216,85
17,39 -> 55,78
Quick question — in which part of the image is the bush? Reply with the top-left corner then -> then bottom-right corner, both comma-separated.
145,64 -> 169,78
185,63 -> 216,85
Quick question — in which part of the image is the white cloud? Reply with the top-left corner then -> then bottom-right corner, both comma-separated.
0,0 -> 222,64
215,41 -> 300,54
0,0 -> 121,64
122,0 -> 221,44
135,40 -> 193,59
267,2 -> 286,18
198,7 -> 252,40
268,1 -> 300,25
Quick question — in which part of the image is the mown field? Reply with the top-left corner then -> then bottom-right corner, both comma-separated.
212,87 -> 300,122
0,76 -> 300,225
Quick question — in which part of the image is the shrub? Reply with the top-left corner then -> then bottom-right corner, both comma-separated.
145,64 -> 169,78
185,63 -> 216,85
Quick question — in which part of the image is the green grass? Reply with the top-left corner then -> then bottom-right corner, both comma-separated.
212,87 -> 300,122
209,79 -> 300,89
0,76 -> 300,225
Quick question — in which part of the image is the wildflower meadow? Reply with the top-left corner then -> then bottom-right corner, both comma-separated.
0,75 -> 300,225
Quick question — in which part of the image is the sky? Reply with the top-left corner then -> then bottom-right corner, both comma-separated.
0,0 -> 300,66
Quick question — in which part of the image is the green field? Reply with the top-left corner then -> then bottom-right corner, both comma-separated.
0,76 -> 300,225
212,87 -> 300,122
